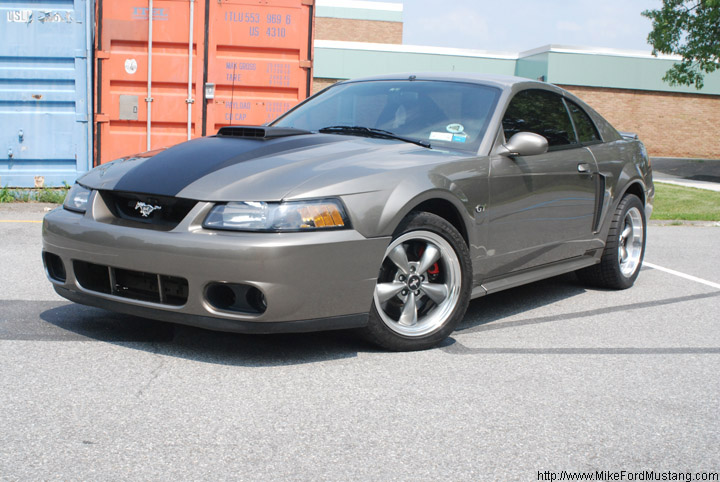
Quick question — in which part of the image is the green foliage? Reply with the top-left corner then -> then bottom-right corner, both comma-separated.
15,191 -> 31,202
0,184 -> 70,204
37,187 -> 69,204
652,182 -> 720,220
0,185 -> 15,203
643,0 -> 720,89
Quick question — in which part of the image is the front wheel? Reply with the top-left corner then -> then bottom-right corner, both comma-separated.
363,212 -> 472,351
577,194 -> 646,289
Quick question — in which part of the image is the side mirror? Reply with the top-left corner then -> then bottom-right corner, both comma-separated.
498,132 -> 548,157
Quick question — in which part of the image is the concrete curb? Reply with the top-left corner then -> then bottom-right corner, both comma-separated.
655,179 -> 720,192
650,220 -> 720,227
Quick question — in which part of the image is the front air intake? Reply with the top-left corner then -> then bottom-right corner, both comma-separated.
73,260 -> 188,306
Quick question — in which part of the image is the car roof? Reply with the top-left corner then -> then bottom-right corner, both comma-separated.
338,72 -> 545,91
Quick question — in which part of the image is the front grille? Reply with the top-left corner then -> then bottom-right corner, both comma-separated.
99,191 -> 196,229
73,260 -> 188,306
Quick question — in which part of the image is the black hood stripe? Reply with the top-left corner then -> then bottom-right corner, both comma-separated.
113,134 -> 346,197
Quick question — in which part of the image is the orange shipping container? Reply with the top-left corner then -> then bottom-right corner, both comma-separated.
94,0 -> 313,165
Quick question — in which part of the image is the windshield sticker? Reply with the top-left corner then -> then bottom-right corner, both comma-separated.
446,123 -> 465,134
430,132 -> 453,142
452,134 -> 467,143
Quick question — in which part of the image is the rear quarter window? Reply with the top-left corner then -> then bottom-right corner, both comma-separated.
566,100 -> 602,144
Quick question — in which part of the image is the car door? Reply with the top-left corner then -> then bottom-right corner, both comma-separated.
484,89 -> 599,278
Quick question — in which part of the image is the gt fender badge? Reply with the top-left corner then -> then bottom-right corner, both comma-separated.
134,201 -> 162,217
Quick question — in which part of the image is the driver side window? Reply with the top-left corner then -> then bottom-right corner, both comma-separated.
502,89 -> 578,150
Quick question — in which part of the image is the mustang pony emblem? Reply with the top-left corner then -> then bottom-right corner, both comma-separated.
134,201 -> 162,217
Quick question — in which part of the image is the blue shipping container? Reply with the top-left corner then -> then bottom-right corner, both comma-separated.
1,0 -> 93,188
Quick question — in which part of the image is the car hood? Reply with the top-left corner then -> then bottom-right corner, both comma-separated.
79,133 -> 456,201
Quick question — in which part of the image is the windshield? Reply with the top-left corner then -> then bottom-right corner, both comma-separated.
271,80 -> 500,153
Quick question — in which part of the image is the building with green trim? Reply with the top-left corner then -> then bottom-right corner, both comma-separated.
314,0 -> 720,158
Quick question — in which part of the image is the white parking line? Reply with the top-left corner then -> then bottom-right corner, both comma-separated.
644,262 -> 720,291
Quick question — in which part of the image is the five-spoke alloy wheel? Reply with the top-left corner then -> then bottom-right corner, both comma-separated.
364,212 -> 471,351
618,206 -> 644,278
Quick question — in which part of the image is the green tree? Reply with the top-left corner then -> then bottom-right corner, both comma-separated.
643,0 -> 720,89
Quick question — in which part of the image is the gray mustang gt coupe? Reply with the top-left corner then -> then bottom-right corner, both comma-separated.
43,73 -> 653,351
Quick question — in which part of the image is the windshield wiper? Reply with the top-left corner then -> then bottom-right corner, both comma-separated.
318,125 -> 431,149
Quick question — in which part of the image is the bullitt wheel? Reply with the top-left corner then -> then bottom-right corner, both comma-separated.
364,212 -> 472,351
577,194 -> 646,290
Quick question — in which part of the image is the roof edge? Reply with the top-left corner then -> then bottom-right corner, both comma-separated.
314,40 -> 685,62
315,0 -> 403,12
518,44 -> 683,61
313,39 -> 518,60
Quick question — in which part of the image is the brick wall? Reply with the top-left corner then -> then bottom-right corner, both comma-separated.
312,78 -> 340,94
560,85 -> 720,159
315,17 -> 402,44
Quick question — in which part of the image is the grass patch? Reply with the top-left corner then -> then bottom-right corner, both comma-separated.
0,185 -> 69,204
652,182 -> 720,221
36,187 -> 69,204
0,185 -> 15,203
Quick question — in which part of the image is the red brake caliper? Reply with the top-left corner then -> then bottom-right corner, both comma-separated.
417,245 -> 440,275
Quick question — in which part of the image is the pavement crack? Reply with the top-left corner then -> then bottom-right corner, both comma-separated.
135,343 -> 166,399
440,342 -> 720,355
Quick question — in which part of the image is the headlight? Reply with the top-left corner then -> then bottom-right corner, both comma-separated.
63,183 -> 91,213
203,199 -> 350,232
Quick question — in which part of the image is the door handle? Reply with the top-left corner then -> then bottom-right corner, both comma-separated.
577,163 -> 591,173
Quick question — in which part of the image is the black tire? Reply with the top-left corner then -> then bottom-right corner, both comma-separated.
362,211 -> 472,351
577,194 -> 646,290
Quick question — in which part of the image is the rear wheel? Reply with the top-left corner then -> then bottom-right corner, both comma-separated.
577,194 -> 646,289
363,212 -> 472,351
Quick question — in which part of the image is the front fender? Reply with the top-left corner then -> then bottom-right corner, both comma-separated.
340,157 -> 486,239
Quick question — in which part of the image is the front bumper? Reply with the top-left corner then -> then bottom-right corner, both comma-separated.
42,199 -> 390,334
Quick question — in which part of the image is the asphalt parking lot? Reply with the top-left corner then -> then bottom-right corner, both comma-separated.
1,204 -> 718,481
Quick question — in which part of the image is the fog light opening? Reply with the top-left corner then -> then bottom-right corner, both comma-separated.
43,252 -> 66,283
205,283 -> 266,315
246,287 -> 267,314
206,284 -> 236,310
